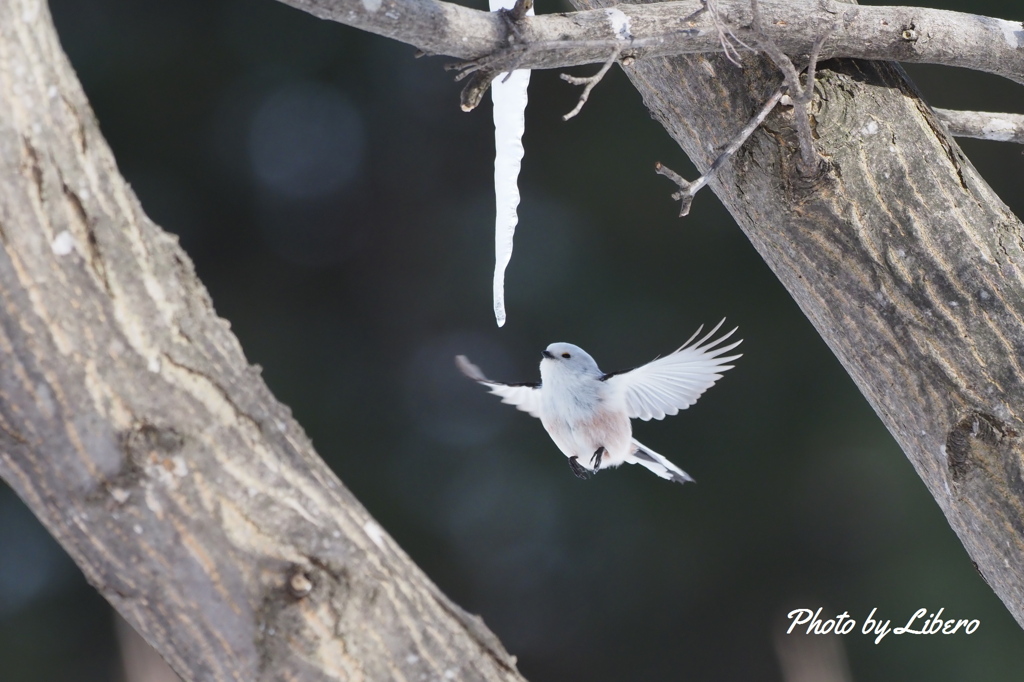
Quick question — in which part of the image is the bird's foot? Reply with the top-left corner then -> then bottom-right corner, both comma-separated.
590,447 -> 606,473
568,456 -> 590,480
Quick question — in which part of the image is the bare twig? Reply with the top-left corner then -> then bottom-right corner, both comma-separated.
505,0 -> 533,22
934,108 -> 1024,145
703,0 -> 755,65
561,46 -> 622,120
655,163 -> 695,216
460,69 -> 502,111
656,86 -> 785,215
749,0 -> 836,173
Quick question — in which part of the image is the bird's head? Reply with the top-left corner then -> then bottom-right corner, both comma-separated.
540,343 -> 601,383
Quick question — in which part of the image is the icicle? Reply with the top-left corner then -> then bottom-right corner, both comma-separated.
490,0 -> 533,327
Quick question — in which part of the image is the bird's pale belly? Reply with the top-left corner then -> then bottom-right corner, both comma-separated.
541,407 -> 632,464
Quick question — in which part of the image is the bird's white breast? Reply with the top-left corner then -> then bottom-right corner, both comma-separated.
539,375 -> 631,462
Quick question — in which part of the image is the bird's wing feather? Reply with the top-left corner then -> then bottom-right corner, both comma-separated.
603,320 -> 742,421
455,355 -> 543,417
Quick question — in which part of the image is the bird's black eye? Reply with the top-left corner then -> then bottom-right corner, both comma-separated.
561,352 -> 571,359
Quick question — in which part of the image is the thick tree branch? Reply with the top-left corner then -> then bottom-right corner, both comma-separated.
275,0 -> 1024,84
0,3 -> 524,680
935,108 -> 1024,144
570,0 -> 1024,631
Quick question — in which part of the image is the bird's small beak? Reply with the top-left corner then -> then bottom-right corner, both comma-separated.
541,350 -> 554,360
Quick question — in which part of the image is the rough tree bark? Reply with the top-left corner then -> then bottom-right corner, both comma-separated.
570,0 -> 1024,626
0,2 -> 523,680
2,0 -> 1024,679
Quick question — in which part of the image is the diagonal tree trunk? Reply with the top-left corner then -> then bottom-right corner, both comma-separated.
0,2 -> 524,680
568,0 -> 1024,628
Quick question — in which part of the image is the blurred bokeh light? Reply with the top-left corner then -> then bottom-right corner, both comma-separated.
1,0 -> 1022,679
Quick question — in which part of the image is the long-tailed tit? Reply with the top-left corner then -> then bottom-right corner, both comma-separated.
456,321 -> 741,484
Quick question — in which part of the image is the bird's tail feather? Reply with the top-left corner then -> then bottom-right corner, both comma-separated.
628,440 -> 694,485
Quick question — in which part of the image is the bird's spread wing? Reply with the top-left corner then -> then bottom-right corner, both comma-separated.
455,355 -> 542,417
602,320 -> 742,421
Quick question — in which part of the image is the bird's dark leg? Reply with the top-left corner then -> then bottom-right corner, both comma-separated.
568,456 -> 590,480
590,447 -> 606,473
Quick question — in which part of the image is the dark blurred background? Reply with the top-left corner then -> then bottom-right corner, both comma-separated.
2,0 -> 1023,679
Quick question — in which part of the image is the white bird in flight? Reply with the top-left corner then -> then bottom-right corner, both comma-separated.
456,321 -> 741,484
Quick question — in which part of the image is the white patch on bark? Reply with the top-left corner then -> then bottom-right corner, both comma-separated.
981,117 -> 1016,141
145,488 -> 164,516
171,456 -> 188,477
51,230 -> 76,256
995,18 -> 1024,48
604,8 -> 633,40
361,0 -> 383,13
21,0 -> 41,24
363,520 -> 386,549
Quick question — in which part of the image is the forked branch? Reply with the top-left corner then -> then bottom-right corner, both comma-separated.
561,47 -> 623,120
656,86 -> 785,216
